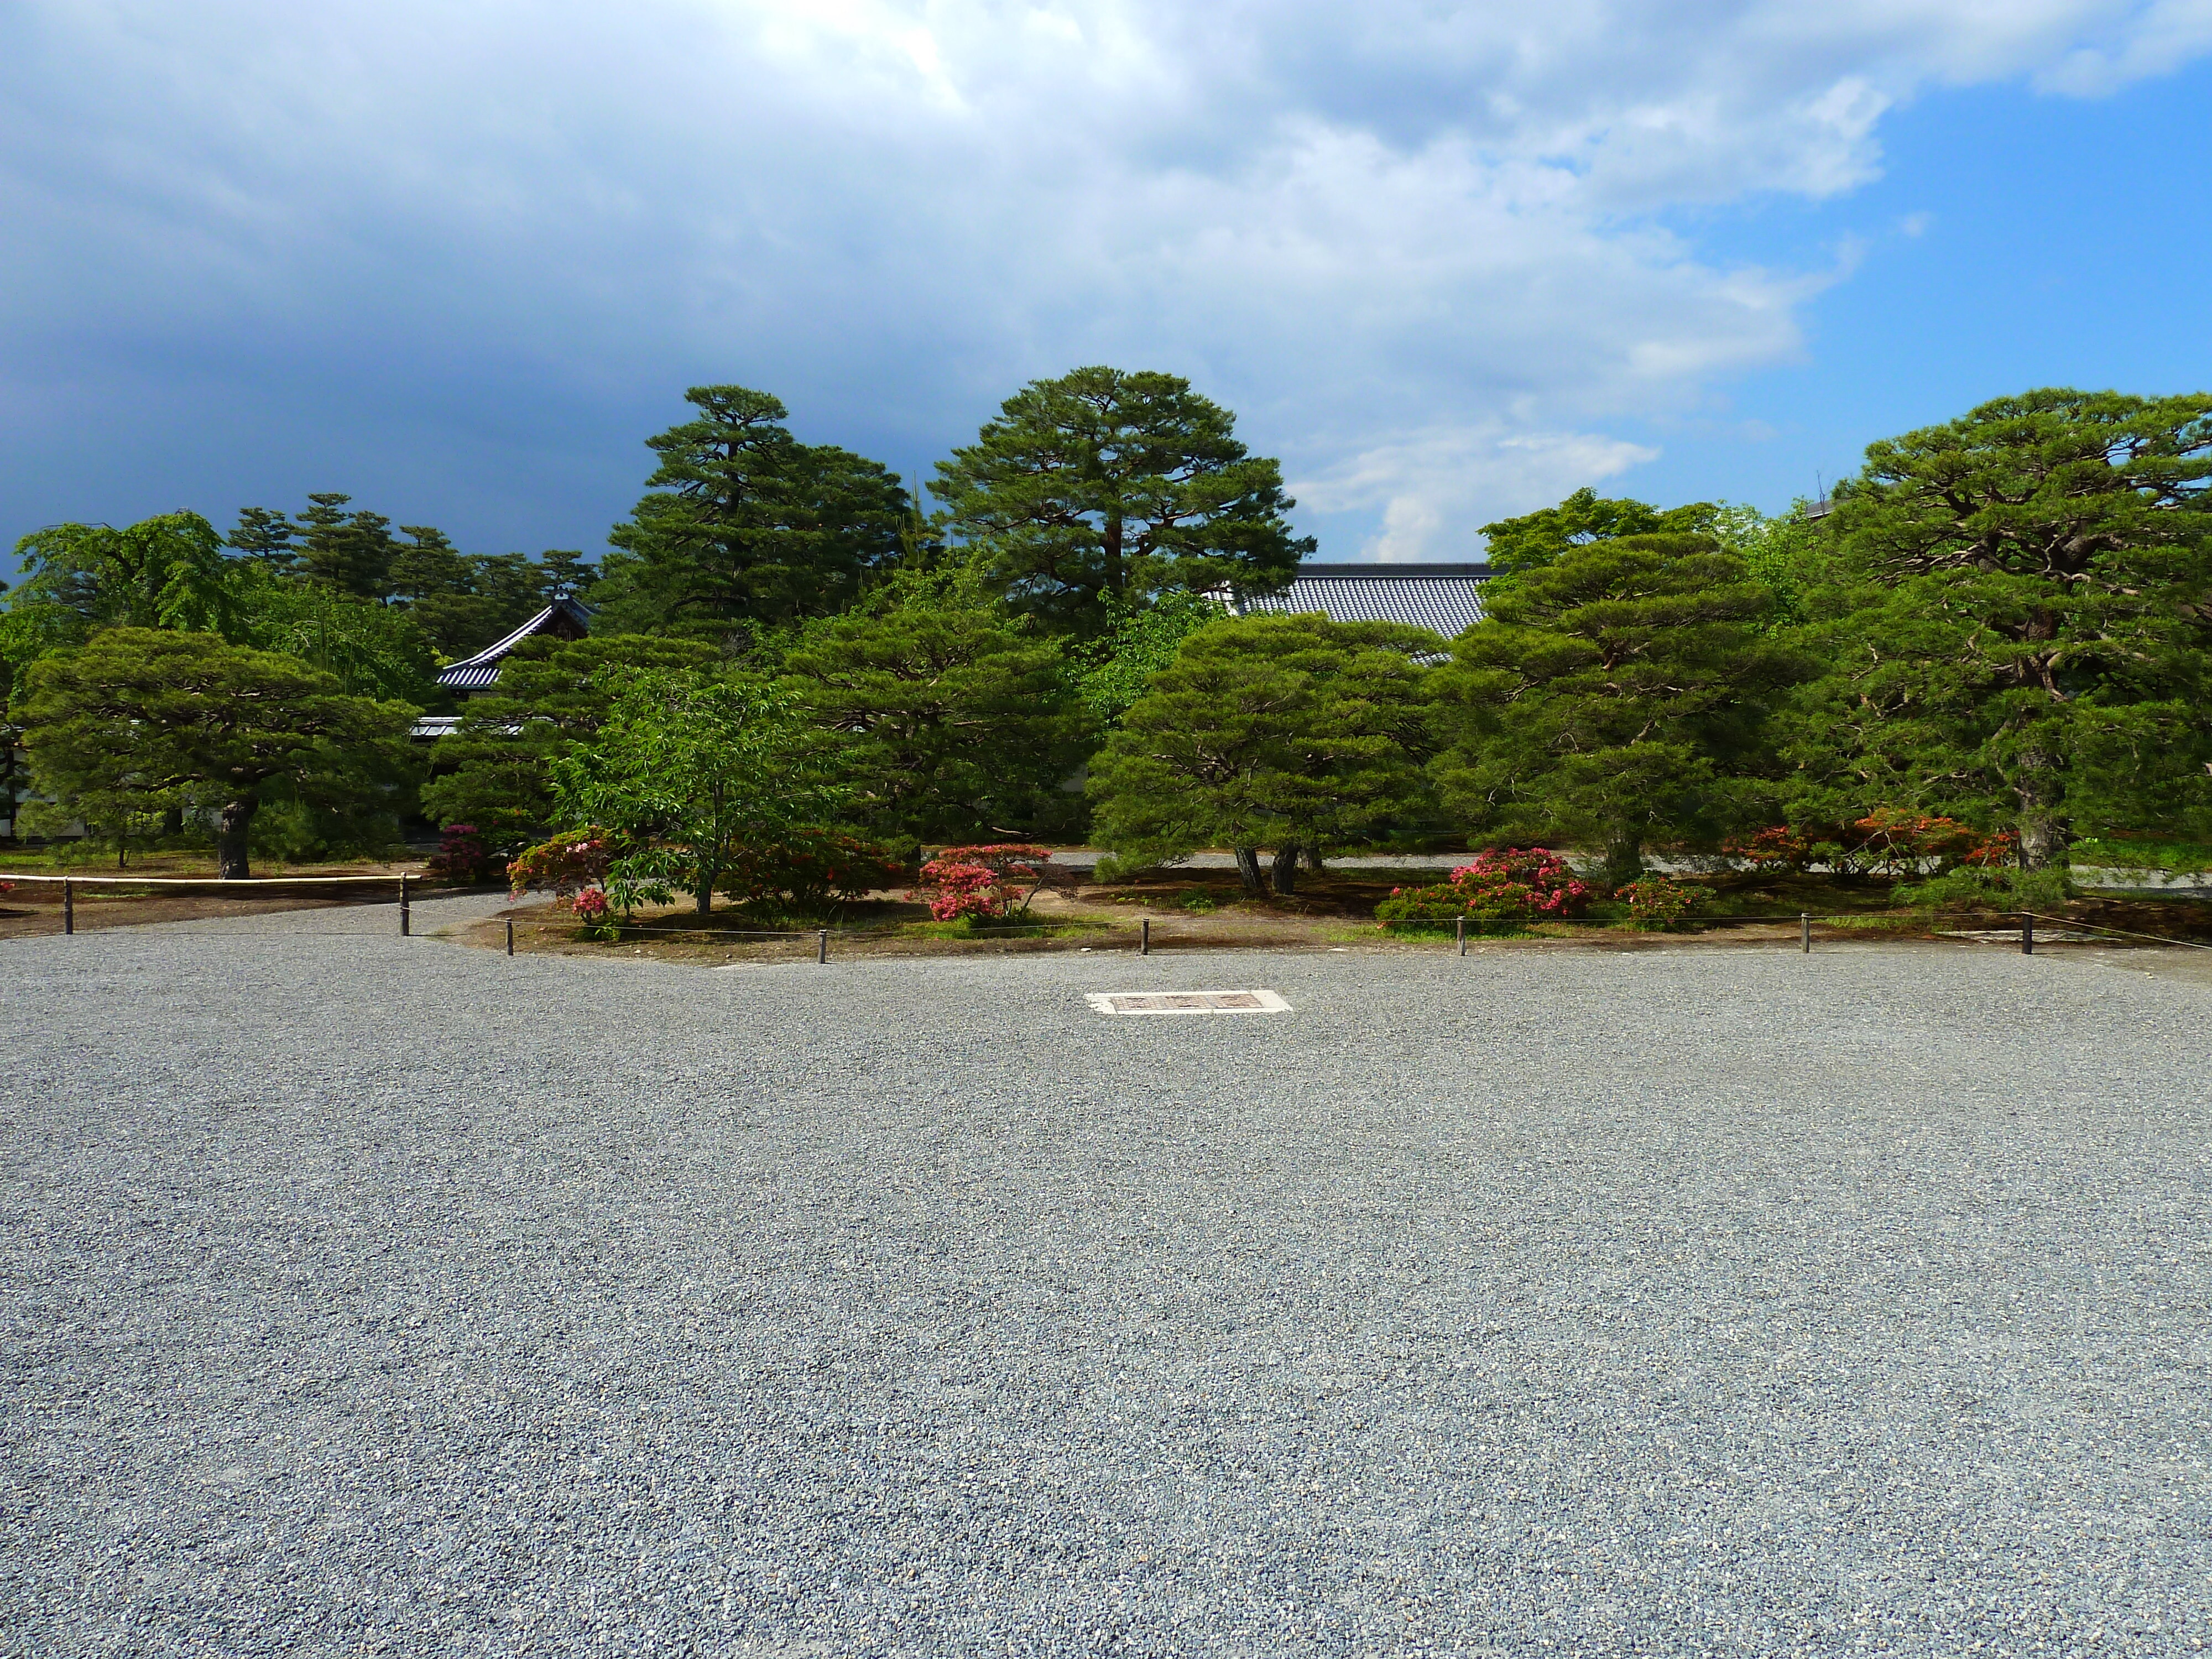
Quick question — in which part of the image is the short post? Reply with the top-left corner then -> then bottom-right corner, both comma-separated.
399,872 -> 411,937
1801,911 -> 1811,954
817,928 -> 828,966
62,878 -> 74,936
2021,912 -> 2034,956
1456,916 -> 1467,957
505,917 -> 515,957
1140,917 -> 1150,957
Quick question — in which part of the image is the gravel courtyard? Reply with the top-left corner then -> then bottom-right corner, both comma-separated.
4,902 -> 2209,1656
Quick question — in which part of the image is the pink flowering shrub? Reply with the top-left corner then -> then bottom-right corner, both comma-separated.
1448,847 -> 1592,915
1375,846 -> 1590,934
1614,877 -> 1704,929
910,844 -> 1053,923
507,827 -> 618,905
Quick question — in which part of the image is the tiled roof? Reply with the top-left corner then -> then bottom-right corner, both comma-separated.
436,596 -> 595,691
1233,562 -> 1490,639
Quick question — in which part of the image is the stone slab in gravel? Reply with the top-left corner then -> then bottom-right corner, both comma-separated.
3,926 -> 2209,1656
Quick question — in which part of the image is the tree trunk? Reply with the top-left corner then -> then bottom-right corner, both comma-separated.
216,796 -> 258,880
1602,837 -> 1642,893
1301,841 -> 1325,872
2013,742 -> 2068,871
695,869 -> 713,917
1233,847 -> 1265,894
1270,846 -> 1300,895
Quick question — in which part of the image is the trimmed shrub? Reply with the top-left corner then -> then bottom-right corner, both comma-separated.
717,828 -> 904,917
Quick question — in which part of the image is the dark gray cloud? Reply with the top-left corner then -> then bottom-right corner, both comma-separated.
3,0 -> 2204,563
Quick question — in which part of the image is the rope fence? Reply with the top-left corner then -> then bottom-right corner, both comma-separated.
7,870 -> 2208,958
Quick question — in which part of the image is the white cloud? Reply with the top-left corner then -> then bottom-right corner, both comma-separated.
1,0 -> 2206,556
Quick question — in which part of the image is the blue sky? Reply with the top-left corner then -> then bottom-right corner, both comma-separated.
4,1 -> 2210,575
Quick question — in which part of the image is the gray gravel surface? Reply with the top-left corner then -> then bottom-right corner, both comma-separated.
4,924 -> 2210,1656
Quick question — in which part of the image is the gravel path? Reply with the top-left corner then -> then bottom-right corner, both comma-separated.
4,923 -> 2209,1655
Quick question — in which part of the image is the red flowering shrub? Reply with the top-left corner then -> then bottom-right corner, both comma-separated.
507,827 -> 619,905
1728,814 -> 2013,879
426,823 -> 502,885
1375,846 -> 1591,933
718,828 -> 905,916
1721,825 -> 1819,873
910,844 -> 1052,922
1614,877 -> 1704,928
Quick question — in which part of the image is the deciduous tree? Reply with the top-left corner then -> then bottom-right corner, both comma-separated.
550,669 -> 838,917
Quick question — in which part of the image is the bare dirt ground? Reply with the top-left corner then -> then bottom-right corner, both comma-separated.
0,857 -> 431,940
438,860 -> 2212,978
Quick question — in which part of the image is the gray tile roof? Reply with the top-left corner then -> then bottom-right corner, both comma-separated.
436,596 -> 595,691
1233,562 -> 1490,639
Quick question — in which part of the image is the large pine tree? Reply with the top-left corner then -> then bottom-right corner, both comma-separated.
593,385 -> 909,644
1785,389 -> 2212,868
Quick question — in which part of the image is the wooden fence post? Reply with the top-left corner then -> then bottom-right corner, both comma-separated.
62,878 -> 73,936
1140,917 -> 1150,957
1801,912 -> 1811,953
399,873 -> 410,937
2021,912 -> 2034,955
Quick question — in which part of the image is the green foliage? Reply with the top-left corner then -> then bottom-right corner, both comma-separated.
1071,589 -> 1224,723
419,634 -> 724,847
594,384 -> 910,644
1892,864 -> 2074,911
227,499 -> 591,655
7,512 -> 238,656
777,568 -> 1088,843
15,628 -> 418,878
717,828 -> 905,920
1088,613 -> 1440,890
931,366 -> 1311,633
1431,532 -> 1808,885
1782,388 -> 2212,868
550,667 -> 840,916
229,565 -> 444,703
1479,488 -> 1713,577
2068,836 -> 2212,873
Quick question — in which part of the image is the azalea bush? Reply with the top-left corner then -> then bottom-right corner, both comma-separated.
717,828 -> 904,919
1724,813 -> 2012,880
910,843 -> 1053,922
507,826 -> 619,905
1375,846 -> 1592,934
1449,847 -> 1593,916
425,822 -> 502,885
1613,877 -> 1705,929
569,884 -> 618,940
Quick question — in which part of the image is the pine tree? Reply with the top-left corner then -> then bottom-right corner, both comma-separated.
931,366 -> 1311,634
1431,533 -> 1806,886
594,385 -> 909,642
1784,388 -> 2212,867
